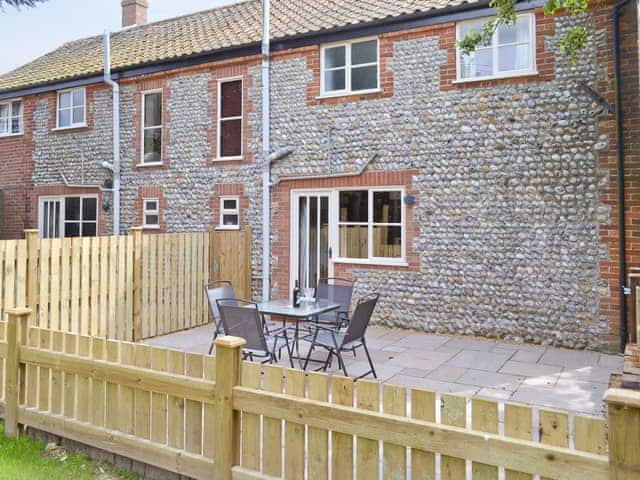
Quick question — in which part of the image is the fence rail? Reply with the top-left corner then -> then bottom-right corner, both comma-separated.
0,310 -> 638,480
0,228 -> 251,341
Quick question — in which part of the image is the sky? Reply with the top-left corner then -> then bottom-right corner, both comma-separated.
0,0 -> 236,75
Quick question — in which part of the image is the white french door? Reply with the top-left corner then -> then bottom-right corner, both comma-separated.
39,198 -> 62,239
290,191 -> 335,292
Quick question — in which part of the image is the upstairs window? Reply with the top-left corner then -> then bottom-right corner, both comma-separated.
217,79 -> 243,159
57,88 -> 86,129
0,99 -> 23,136
142,198 -> 160,228
321,38 -> 379,96
457,13 -> 535,81
141,91 -> 163,165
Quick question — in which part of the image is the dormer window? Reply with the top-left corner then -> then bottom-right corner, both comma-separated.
320,38 -> 379,96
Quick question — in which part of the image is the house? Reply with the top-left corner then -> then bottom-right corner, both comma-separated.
0,0 -> 637,352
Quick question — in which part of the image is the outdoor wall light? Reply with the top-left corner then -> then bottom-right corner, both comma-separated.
102,200 -> 111,212
404,195 -> 416,205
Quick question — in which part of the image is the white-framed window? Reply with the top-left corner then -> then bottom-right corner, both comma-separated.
141,90 -> 163,165
217,78 -> 243,160
337,188 -> 404,261
38,195 -> 98,238
218,196 -> 240,229
320,38 -> 379,96
57,88 -> 86,129
0,99 -> 23,136
456,12 -> 536,81
142,198 -> 160,228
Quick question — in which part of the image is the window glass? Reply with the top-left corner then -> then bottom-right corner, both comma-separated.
144,93 -> 162,128
143,128 -> 162,164
218,80 -> 243,158
373,226 -> 402,258
373,191 -> 402,223
223,199 -> 237,210
65,222 -> 80,238
339,225 -> 368,258
498,44 -> 530,72
498,16 -> 530,44
351,40 -> 377,65
65,197 -> 81,221
324,70 -> 346,92
58,89 -> 84,128
220,119 -> 242,157
82,197 -> 97,221
324,45 -> 346,68
220,196 -> 240,227
223,214 -> 239,226
339,191 -> 368,222
59,92 -> 72,109
10,101 -> 22,134
351,65 -> 377,91
82,222 -> 97,237
0,104 -> 9,134
220,80 -> 242,118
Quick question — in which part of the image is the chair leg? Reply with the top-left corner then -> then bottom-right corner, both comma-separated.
362,338 -> 377,379
335,348 -> 348,377
285,336 -> 294,368
208,342 -> 214,355
322,348 -> 334,372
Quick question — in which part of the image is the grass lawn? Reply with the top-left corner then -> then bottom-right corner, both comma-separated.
0,421 -> 139,480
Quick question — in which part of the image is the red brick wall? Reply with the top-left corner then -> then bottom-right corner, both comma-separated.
0,96 -> 36,239
271,169 -> 420,299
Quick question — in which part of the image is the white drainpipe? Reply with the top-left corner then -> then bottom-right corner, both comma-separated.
103,31 -> 121,236
261,0 -> 271,301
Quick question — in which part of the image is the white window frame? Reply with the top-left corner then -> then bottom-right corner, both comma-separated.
56,87 -> 86,129
216,77 -> 243,161
217,195 -> 240,230
320,37 -> 381,97
38,195 -> 99,238
455,12 -> 537,82
140,89 -> 163,166
142,198 -> 160,228
0,98 -> 23,137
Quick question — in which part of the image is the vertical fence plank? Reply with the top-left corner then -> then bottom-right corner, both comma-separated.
37,329 -> 51,412
156,234 -> 166,335
185,352 -> 204,456
70,238 -> 81,333
4,241 -> 16,311
504,403 -> 533,480
170,234 -> 178,333
284,368 -> 305,480
441,394 -> 466,480
49,239 -> 61,332
134,343 -> 152,440
0,242 -> 6,322
50,331 -> 64,415
4,309 -> 30,437
38,240 -> 50,329
383,384 -> 407,480
63,332 -> 77,419
90,237 -> 99,336
125,234 -> 134,341
119,342 -> 135,435
25,230 -> 39,325
307,372 -> 329,480
108,236 -> 118,339
150,346 -> 168,446
262,364 -> 283,477
76,335 -> 91,422
117,235 -> 127,340
26,327 -> 39,408
141,234 -> 150,340
411,389 -> 436,480
574,415 -> 607,456
240,361 -> 261,471
539,409 -> 569,480
472,398 -> 499,480
149,234 -> 157,338
177,234 -> 185,331
131,228 -> 143,341
202,355 -> 216,460
105,339 -> 120,430
332,375 -> 354,480
60,238 -> 72,333
98,236 -> 109,337
605,389 -> 640,479
16,239 -> 27,309
91,337 -> 106,427
168,349 -> 186,450
356,380 -> 380,480
80,238 -> 91,336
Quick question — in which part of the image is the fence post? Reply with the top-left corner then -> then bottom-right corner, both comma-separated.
214,336 -> 246,480
24,229 -> 39,326
4,307 -> 31,438
131,227 -> 143,341
604,388 -> 640,479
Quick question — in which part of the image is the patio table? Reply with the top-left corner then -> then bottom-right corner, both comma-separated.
256,299 -> 340,365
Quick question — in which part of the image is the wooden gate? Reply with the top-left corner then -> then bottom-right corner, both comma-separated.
209,227 -> 252,300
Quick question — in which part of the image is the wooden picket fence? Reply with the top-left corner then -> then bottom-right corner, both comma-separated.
0,310 -> 639,480
0,228 -> 252,341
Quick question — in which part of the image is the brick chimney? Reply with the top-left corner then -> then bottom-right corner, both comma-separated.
121,0 -> 148,27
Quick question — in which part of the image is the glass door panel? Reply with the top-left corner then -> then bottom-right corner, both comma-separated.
295,193 -> 331,291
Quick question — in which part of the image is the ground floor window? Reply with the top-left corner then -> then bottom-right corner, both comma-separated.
218,196 -> 240,228
142,198 -> 160,228
39,195 -> 98,238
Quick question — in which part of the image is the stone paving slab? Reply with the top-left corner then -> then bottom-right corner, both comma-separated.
142,323 -> 623,416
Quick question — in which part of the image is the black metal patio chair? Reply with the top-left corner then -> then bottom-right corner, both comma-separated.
217,298 -> 294,367
314,277 -> 354,328
205,280 -> 236,353
303,293 -> 379,379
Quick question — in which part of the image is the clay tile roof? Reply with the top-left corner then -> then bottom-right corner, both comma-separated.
0,0 -> 480,94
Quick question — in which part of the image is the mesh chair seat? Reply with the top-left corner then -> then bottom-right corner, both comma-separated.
315,277 -> 354,327
245,333 -> 289,356
305,331 -> 363,350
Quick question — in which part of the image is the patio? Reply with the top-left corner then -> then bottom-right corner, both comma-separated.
143,323 -> 623,417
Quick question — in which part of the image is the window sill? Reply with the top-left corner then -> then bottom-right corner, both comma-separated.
215,225 -> 240,231
136,162 -> 164,168
332,258 -> 408,267
453,70 -> 539,84
52,124 -> 88,132
0,132 -> 24,138
213,156 -> 244,162
141,225 -> 160,230
316,88 -> 382,100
